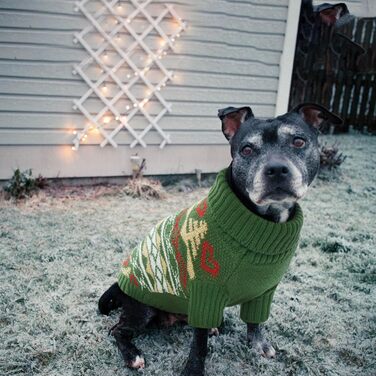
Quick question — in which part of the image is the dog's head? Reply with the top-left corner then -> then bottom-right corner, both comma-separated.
218,103 -> 342,207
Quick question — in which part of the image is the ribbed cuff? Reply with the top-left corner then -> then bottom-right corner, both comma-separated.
240,285 -> 277,323
188,280 -> 228,328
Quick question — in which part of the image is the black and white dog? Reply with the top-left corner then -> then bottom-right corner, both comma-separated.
99,103 -> 341,375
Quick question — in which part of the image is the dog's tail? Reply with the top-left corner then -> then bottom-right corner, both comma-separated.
98,282 -> 124,315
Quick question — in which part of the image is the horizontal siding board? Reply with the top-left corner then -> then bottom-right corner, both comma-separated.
0,113 -> 226,131
0,32 -> 282,62
0,63 -> 278,90
0,129 -> 227,145
0,36 -> 284,62
0,0 -> 288,20
0,144 -> 232,179
0,96 -> 274,117
0,79 -> 276,103
0,48 -> 279,77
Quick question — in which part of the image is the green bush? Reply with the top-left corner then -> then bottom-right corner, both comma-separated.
3,169 -> 47,199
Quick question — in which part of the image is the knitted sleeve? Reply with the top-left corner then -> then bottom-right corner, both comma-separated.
240,285 -> 278,324
187,280 -> 229,328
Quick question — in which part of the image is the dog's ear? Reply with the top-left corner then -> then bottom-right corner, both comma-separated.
314,3 -> 349,26
293,103 -> 343,129
218,106 -> 254,141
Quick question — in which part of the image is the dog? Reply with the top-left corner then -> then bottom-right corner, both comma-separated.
98,103 -> 342,376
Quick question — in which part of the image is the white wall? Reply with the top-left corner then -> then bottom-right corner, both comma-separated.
0,0 -> 293,178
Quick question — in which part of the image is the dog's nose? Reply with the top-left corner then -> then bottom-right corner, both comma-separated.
265,162 -> 291,179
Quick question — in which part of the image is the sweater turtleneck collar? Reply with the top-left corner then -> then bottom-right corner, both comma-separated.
207,169 -> 304,255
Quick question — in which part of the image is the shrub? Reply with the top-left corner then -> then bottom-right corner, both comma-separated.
3,169 -> 47,199
320,142 -> 347,170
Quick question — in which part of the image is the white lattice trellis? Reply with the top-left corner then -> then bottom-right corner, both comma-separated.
72,0 -> 186,150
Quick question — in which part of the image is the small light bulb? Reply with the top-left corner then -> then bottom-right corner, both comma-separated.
133,103 -> 137,108
127,73 -> 131,78
126,105 -> 130,110
72,130 -> 77,135
115,116 -> 120,121
72,146 -> 77,151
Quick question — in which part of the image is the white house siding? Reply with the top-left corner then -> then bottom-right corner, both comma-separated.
0,0 -> 292,179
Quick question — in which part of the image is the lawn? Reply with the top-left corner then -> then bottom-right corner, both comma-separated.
0,134 -> 375,376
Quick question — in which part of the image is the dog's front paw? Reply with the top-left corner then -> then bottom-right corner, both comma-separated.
250,339 -> 276,359
127,355 -> 145,369
247,324 -> 276,359
208,327 -> 219,337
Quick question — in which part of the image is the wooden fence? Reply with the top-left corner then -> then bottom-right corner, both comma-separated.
289,7 -> 376,133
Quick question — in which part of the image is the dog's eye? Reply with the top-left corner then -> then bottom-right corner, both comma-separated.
241,145 -> 253,156
292,137 -> 306,148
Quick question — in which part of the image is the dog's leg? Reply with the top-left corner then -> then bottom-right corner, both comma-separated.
181,328 -> 208,376
247,323 -> 276,359
111,293 -> 157,369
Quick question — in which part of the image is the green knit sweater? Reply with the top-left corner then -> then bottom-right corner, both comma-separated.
118,169 -> 303,329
